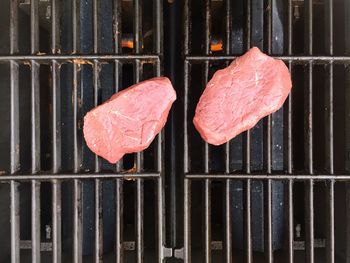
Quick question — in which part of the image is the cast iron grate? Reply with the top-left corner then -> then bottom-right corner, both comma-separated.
0,0 -> 166,262
181,0 -> 350,262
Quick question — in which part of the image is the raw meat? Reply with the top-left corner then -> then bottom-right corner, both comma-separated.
193,47 -> 292,145
83,77 -> 176,163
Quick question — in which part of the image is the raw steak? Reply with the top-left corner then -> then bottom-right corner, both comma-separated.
83,77 -> 176,163
193,47 -> 292,145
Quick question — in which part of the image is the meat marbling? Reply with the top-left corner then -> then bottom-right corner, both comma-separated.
193,47 -> 292,145
83,77 -> 176,163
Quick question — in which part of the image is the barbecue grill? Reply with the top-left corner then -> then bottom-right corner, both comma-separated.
0,0 -> 349,262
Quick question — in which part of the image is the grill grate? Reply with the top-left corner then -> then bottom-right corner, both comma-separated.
182,0 -> 350,262
1,0 -> 350,262
1,0 -> 165,262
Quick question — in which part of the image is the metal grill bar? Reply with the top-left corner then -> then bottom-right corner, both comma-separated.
0,173 -> 160,181
72,2 -> 82,260
30,2 -> 41,261
31,0 -> 39,54
326,180 -> 334,263
204,180 -> 211,263
185,174 -> 350,180
93,60 -> 100,171
52,180 -> 62,263
154,0 -> 162,54
244,1 -> 252,262
304,1 -> 314,262
93,0 -> 101,174
72,0 -> 82,174
184,178 -> 191,263
94,179 -> 103,263
244,179 -> 252,263
183,59 -> 190,262
133,3 -> 144,261
324,0 -> 335,262
10,0 -> 19,173
203,1 -> 211,261
112,0 -> 123,260
115,179 -> 123,263
305,180 -> 314,263
9,3 -> 20,261
286,1 -> 294,260
183,2 -> 191,254
305,61 -> 313,174
31,61 -> 40,173
184,56 -> 350,63
136,180 -> 144,263
264,1 -> 273,261
31,180 -> 41,262
287,180 -> 294,263
10,181 -> 20,263
0,54 -> 160,62
155,58 -> 164,262
5,172 -> 350,181
223,2 -> 232,261
51,0 -> 61,173
73,179 -> 82,263
30,0 -> 40,173
224,180 -> 231,263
